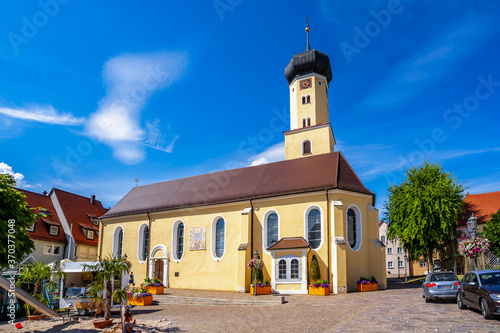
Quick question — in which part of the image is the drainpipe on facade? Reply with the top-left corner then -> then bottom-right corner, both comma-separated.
146,212 -> 152,279
326,189 -> 331,285
98,218 -> 104,260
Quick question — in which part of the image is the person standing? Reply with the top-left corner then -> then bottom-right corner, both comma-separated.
129,271 -> 134,289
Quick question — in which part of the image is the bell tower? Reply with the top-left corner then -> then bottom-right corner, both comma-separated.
283,19 -> 336,160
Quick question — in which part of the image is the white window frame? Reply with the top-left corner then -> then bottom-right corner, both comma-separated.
387,247 -> 393,254
398,260 -> 404,268
211,215 -> 226,261
346,205 -> 362,251
112,226 -> 124,258
53,245 -> 61,255
380,235 -> 385,243
44,244 -> 52,254
137,223 -> 149,264
275,255 -> 301,282
420,260 -> 427,267
263,210 -> 280,254
303,205 -> 324,251
49,225 -> 58,236
26,223 -> 35,232
388,261 -> 394,269
397,247 -> 403,254
172,220 -> 185,262
87,230 -> 94,240
302,139 -> 312,155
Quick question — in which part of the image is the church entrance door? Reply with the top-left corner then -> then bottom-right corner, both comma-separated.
154,259 -> 164,281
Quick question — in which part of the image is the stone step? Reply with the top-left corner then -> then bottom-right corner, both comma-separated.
154,295 -> 285,306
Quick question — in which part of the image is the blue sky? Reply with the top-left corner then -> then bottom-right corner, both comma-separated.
1,1 -> 499,214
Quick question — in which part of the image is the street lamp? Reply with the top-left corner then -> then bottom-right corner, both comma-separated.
404,254 -> 408,283
467,213 -> 478,270
397,256 -> 400,279
253,250 -> 259,296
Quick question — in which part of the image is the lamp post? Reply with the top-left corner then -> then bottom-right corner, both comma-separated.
467,213 -> 478,270
253,250 -> 259,296
404,254 -> 408,283
397,256 -> 400,279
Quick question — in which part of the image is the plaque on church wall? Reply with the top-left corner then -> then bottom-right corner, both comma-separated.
189,227 -> 206,250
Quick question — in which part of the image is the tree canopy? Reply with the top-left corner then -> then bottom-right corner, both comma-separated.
0,173 -> 35,269
483,211 -> 500,257
384,162 -> 464,271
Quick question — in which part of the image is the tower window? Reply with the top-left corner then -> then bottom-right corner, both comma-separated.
301,95 -> 311,105
302,140 -> 312,155
319,81 -> 322,86
302,117 -> 311,128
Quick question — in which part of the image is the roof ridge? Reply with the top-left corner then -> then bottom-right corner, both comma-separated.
53,187 -> 103,202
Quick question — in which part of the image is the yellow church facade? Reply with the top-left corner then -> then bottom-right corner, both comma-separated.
99,36 -> 387,294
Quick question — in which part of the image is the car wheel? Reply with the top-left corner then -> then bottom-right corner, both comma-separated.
457,294 -> 466,310
481,298 -> 493,319
425,292 -> 431,303
77,308 -> 88,316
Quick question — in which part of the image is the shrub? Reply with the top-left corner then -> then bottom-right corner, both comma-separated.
310,254 -> 321,281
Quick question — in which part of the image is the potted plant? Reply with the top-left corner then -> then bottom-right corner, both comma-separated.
247,258 -> 265,296
83,255 -> 130,328
356,276 -> 379,292
250,279 -> 271,295
127,287 -> 153,306
142,277 -> 164,295
17,261 -> 66,320
308,279 -> 331,296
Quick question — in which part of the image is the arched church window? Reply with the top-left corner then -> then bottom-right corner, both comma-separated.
347,206 -> 362,251
138,224 -> 149,262
307,209 -> 321,249
303,140 -> 312,155
113,227 -> 123,258
172,221 -> 185,261
215,218 -> 225,258
266,213 -> 279,248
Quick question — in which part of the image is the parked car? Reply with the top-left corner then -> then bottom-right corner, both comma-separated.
457,270 -> 500,319
422,271 -> 460,303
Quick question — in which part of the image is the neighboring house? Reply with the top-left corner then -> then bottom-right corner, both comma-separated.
49,188 -> 108,262
99,40 -> 387,294
379,221 -> 411,277
18,189 -> 67,264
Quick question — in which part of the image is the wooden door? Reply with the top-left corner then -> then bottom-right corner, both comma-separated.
154,259 -> 164,281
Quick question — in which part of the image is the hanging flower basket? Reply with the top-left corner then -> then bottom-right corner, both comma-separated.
458,237 -> 491,258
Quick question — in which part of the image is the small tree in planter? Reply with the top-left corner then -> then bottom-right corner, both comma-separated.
83,255 -> 130,321
310,255 -> 320,281
308,255 -> 329,295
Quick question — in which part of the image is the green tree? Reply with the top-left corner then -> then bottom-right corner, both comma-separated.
0,173 -> 35,269
83,255 -> 130,320
309,254 -> 320,281
483,211 -> 500,257
385,162 -> 464,272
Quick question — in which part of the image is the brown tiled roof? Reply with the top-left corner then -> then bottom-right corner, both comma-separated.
103,152 -> 373,219
267,237 -> 310,250
18,189 -> 67,244
464,191 -> 500,224
52,188 -> 108,246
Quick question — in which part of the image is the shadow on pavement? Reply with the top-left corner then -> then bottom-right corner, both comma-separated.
387,278 -> 421,289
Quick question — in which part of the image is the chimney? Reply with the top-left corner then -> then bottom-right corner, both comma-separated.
43,191 -> 47,196
90,195 -> 96,205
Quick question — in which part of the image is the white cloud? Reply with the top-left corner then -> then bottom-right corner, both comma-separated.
248,142 -> 285,166
0,162 -> 41,188
85,51 -> 188,164
0,105 -> 85,126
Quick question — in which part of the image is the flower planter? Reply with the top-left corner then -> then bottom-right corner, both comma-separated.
250,286 -> 271,295
308,286 -> 330,296
357,283 -> 378,292
127,295 -> 153,306
92,319 -> 113,328
147,285 -> 164,295
28,314 -> 46,320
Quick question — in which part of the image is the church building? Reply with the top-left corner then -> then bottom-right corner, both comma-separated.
99,30 -> 387,294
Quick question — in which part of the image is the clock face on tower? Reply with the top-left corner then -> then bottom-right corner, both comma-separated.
299,78 -> 312,90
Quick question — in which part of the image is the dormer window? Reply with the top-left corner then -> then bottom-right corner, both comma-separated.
301,95 -> 311,104
49,226 -> 58,236
87,230 -> 95,240
92,218 -> 99,226
41,209 -> 51,217
26,224 -> 35,232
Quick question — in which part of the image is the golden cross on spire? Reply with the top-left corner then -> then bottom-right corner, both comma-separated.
305,16 -> 310,51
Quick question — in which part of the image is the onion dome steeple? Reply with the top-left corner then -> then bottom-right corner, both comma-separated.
284,18 -> 332,85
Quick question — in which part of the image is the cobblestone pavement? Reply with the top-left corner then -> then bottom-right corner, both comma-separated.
126,279 -> 500,332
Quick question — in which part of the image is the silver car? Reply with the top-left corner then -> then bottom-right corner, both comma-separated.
422,271 -> 460,302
